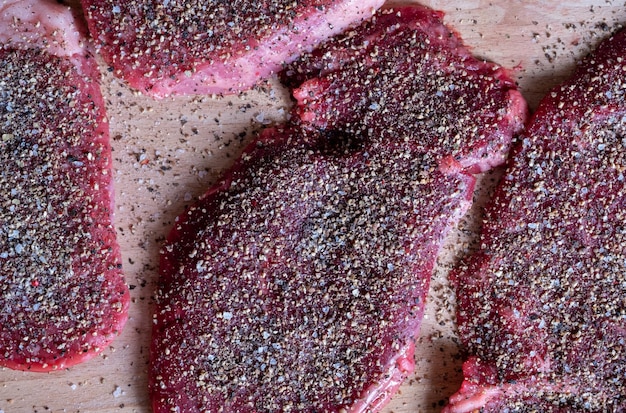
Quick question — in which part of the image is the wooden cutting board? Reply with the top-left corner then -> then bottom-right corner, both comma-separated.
1,1 -> 624,412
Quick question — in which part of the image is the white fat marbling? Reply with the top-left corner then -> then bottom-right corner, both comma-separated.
0,0 -> 84,57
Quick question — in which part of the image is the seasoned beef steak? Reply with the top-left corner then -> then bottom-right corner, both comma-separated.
150,5 -> 526,412
79,0 -> 383,98
446,28 -> 626,413
282,6 -> 527,174
152,126 -> 476,412
0,0 -> 129,371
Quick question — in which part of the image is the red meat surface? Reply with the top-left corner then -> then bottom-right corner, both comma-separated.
79,0 -> 384,98
282,6 -> 526,174
152,126 -> 475,412
0,0 -> 129,372
150,5 -> 526,412
446,28 -> 626,413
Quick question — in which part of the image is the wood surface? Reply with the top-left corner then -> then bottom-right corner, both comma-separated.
1,1 -> 625,412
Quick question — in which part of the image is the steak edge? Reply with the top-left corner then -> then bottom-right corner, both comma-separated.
79,0 -> 384,98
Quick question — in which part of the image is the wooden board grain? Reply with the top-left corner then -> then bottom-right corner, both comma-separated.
0,1 -> 625,412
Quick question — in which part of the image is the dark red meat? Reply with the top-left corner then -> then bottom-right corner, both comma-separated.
282,6 -> 527,174
446,28 -> 626,413
150,5 -> 526,412
0,1 -> 129,372
79,0 -> 384,98
152,126 -> 475,412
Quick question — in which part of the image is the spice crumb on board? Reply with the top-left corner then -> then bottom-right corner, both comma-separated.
113,385 -> 124,398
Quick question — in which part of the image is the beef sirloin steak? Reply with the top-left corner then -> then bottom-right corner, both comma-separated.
79,0 -> 384,98
152,126 -> 476,412
445,29 -> 626,412
281,6 -> 527,174
0,0 -> 129,371
150,5 -> 526,412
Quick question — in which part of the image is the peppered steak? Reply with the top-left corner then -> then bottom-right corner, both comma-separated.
281,6 -> 527,174
79,0 -> 384,98
0,0 -> 129,371
445,28 -> 626,412
152,126 -> 476,412
150,5 -> 526,412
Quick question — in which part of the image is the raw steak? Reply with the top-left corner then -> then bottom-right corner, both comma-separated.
150,5 -> 526,412
281,6 -> 527,174
0,0 -> 129,371
152,126 -> 476,412
446,28 -> 626,412
79,0 -> 384,98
